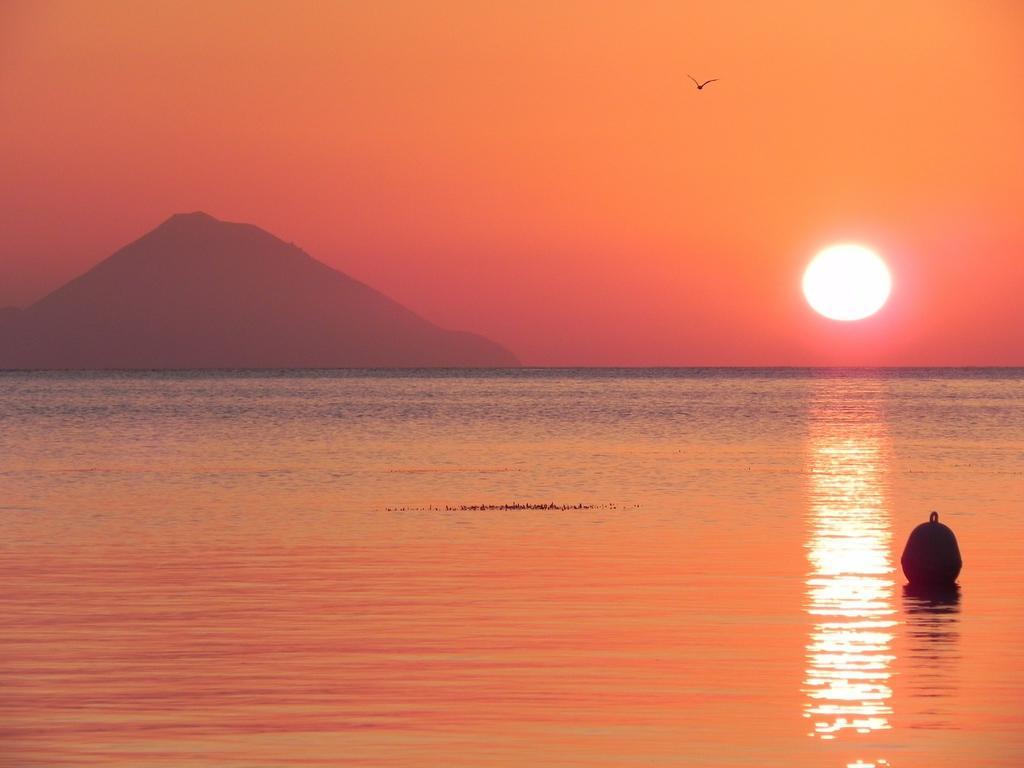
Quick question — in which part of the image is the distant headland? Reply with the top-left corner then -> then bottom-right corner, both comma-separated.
0,212 -> 519,369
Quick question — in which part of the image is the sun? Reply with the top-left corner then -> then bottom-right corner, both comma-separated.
802,244 -> 891,321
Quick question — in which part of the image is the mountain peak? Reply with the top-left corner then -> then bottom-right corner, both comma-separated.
156,211 -> 228,233
167,210 -> 219,223
140,211 -> 291,263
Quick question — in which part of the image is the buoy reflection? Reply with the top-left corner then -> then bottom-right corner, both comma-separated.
804,388 -> 896,741
901,584 -> 961,729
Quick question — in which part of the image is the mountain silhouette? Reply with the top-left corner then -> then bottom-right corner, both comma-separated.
0,212 -> 519,369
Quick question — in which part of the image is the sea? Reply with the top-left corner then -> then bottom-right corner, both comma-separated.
1,369 -> 1021,767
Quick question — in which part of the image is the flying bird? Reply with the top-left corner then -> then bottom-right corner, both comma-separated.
688,75 -> 719,90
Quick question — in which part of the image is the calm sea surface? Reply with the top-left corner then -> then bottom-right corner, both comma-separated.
1,369 -> 1022,767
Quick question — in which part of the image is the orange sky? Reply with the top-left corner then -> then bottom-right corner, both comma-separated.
2,0 -> 1023,365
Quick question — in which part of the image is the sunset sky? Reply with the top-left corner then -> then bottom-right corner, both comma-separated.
2,0 -> 1023,365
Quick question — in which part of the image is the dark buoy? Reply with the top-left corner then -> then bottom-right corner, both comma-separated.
901,511 -> 962,588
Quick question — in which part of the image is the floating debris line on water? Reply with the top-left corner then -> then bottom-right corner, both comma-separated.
385,467 -> 522,474
384,502 -> 633,512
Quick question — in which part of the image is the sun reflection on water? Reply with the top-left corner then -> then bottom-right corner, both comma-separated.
804,386 -> 896,744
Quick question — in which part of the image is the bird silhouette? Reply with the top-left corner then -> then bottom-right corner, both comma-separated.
688,75 -> 719,90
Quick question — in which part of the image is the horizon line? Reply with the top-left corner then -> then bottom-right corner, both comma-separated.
2,365 -> 1024,373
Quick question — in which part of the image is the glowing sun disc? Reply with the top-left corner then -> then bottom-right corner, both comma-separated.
803,244 -> 891,321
